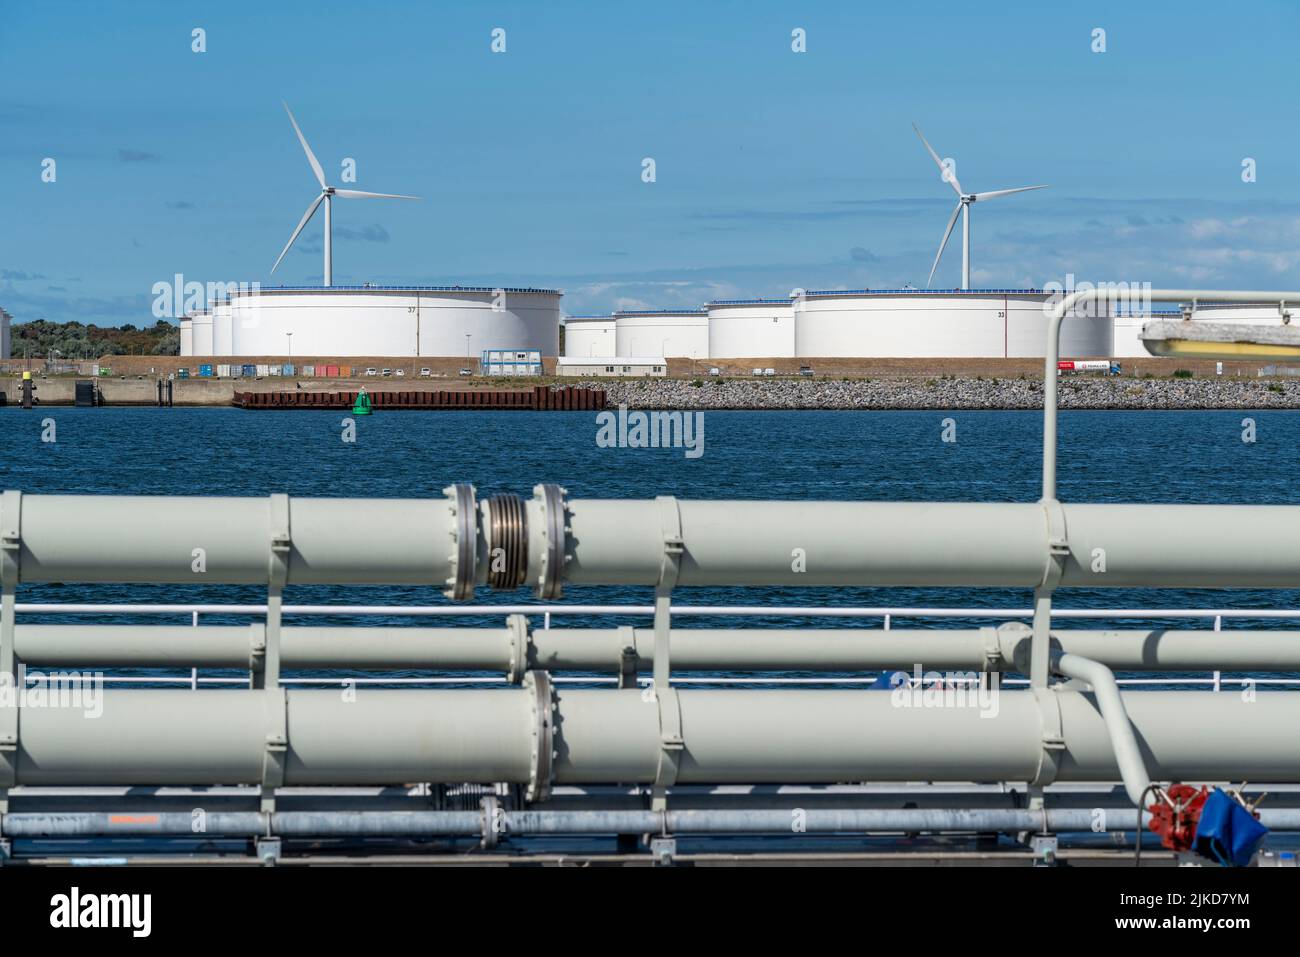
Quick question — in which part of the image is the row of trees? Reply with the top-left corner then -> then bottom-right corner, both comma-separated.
12,319 -> 179,358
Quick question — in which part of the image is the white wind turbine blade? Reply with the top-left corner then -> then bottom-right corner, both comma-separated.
913,123 -> 962,196
333,189 -> 421,200
926,202 -> 962,289
283,101 -> 326,190
271,193 -> 325,274
970,185 -> 1048,202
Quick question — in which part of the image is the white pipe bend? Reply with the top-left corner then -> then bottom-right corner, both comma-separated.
1050,651 -> 1153,807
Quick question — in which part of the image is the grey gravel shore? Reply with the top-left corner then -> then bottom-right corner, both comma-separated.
584,376 -> 1300,410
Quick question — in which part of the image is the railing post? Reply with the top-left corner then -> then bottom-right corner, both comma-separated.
1213,614 -> 1223,693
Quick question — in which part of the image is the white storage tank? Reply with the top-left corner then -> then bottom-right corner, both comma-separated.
211,301 -> 233,356
564,315 -> 616,358
190,310 -> 214,356
218,285 -> 561,358
794,289 -> 1112,358
707,299 -> 795,358
180,318 -> 193,357
0,307 -> 10,359
614,309 -> 708,359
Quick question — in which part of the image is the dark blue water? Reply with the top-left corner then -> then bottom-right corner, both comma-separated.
1,407 -> 1297,684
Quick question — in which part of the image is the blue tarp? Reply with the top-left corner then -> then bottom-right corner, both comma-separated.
1194,789 -> 1269,867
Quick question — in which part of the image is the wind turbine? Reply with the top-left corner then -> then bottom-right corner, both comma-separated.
272,101 -> 419,287
912,123 -> 1047,290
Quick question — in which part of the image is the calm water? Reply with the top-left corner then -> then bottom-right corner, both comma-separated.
1,406 -> 1296,637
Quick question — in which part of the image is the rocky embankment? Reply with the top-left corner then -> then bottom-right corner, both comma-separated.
585,376 -> 1300,410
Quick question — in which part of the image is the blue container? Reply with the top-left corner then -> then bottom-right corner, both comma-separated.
241,364 -> 257,377
282,363 -> 295,376
198,364 -> 213,377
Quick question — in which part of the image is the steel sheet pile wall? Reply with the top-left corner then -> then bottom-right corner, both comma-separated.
1,489 -> 1298,795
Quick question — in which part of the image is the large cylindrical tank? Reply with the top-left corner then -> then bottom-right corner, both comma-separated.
179,319 -> 193,357
221,286 -> 561,358
614,310 -> 708,359
707,300 -> 795,358
211,302 -> 233,356
190,310 -> 214,356
564,315 -> 616,358
794,290 -> 1112,358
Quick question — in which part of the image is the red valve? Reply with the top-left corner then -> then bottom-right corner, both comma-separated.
1147,783 -> 1209,852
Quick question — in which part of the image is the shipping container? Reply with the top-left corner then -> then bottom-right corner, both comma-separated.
198,364 -> 214,377
282,363 -> 295,376
326,364 -> 340,377
268,365 -> 281,377
256,364 -> 270,377
229,365 -> 243,379
339,365 -> 351,377
216,364 -> 232,378
302,364 -> 315,377
242,364 -> 257,377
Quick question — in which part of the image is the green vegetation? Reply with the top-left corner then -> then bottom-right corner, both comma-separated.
12,318 -> 179,358
1172,369 -> 1194,379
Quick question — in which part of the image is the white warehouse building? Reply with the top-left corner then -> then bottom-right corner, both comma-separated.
793,289 -> 1113,358
563,315 -> 617,358
180,285 -> 562,357
613,309 -> 708,359
707,299 -> 795,358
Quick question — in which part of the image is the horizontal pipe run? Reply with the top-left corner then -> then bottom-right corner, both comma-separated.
10,688 -> 1300,787
6,807 -> 1300,838
9,492 -> 1300,591
14,623 -> 1300,673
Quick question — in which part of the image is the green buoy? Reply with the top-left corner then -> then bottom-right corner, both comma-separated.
351,389 -> 373,416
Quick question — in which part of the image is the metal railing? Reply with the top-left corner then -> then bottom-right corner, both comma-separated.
14,600 -> 1300,692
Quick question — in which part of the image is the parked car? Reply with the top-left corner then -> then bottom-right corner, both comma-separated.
764,368 -> 776,376
708,367 -> 721,376
419,368 -> 432,377
381,368 -> 392,377
365,367 -> 377,376
459,368 -> 472,376
752,368 -> 763,376
798,366 -> 814,377
395,369 -> 405,378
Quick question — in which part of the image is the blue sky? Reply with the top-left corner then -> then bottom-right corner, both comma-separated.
3,0 -> 1300,326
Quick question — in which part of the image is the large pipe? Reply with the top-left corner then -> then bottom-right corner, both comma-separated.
10,688 -> 1300,787
14,623 -> 1300,673
6,807 -> 1300,838
8,492 -> 1300,592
